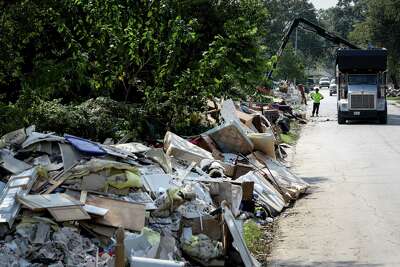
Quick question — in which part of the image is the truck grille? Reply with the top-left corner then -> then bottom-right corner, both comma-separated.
350,94 -> 375,109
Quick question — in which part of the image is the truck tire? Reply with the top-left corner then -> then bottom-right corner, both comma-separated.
329,92 -> 332,96
379,112 -> 387,124
338,112 -> 345,124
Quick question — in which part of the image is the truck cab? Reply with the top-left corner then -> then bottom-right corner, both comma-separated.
336,49 -> 388,124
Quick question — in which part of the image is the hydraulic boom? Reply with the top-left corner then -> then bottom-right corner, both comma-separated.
267,18 -> 360,80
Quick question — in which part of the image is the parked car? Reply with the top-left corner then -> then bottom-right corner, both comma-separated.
329,78 -> 337,96
319,77 -> 330,88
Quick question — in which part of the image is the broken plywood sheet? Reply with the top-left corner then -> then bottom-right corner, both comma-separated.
48,205 -> 90,222
0,168 -> 38,226
86,196 -> 145,231
222,201 -> 261,267
164,131 -> 213,164
206,121 -> 254,155
17,193 -> 82,210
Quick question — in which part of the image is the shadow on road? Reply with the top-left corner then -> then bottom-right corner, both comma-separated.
344,114 -> 400,126
268,260 -> 384,267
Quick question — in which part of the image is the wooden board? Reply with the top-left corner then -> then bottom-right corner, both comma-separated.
86,196 -> 145,231
18,193 -> 81,210
48,206 -> 90,222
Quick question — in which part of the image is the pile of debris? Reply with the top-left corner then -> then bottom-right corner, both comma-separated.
0,99 -> 308,267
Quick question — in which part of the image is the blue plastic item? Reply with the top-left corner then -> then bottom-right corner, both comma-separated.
64,134 -> 106,156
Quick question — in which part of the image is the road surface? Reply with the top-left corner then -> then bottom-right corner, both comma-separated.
270,89 -> 400,267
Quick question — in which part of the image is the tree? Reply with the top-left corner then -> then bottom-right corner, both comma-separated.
350,0 -> 400,87
0,0 -> 273,137
274,44 -> 306,83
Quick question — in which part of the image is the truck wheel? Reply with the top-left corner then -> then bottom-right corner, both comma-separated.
338,113 -> 345,124
329,92 -> 332,96
379,113 -> 387,124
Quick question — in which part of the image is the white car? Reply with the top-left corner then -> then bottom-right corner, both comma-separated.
329,79 -> 337,96
319,77 -> 330,88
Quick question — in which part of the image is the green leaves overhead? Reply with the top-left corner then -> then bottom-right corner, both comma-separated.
0,0 -> 272,137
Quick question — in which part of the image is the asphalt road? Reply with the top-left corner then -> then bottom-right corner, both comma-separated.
270,89 -> 400,267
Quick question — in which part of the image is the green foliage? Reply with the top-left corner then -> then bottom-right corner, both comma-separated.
0,0 -> 273,138
274,45 -> 306,83
264,0 -> 323,63
243,220 -> 265,256
26,97 -> 141,141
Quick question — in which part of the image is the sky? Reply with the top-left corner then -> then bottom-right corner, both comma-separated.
310,0 -> 337,9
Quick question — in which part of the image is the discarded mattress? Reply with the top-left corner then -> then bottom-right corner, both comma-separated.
64,134 -> 106,156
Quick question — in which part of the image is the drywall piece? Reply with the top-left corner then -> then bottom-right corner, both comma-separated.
59,143 -> 81,170
48,205 -> 91,221
248,133 -> 276,159
164,131 -> 213,164
17,193 -> 81,210
0,149 -> 32,174
101,144 -> 134,159
221,99 -> 255,133
222,201 -> 261,267
81,173 -> 107,191
206,121 -> 254,155
0,128 -> 27,148
130,257 -> 185,267
145,148 -> 173,174
0,167 -> 38,227
86,196 -> 145,231
22,132 -> 64,149
139,165 -> 175,196
112,143 -> 151,154
221,99 -> 242,125
83,204 -> 109,216
125,228 -> 160,259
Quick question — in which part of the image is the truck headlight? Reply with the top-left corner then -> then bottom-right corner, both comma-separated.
340,101 -> 348,111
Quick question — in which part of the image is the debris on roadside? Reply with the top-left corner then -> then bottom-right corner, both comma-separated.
0,96 -> 308,266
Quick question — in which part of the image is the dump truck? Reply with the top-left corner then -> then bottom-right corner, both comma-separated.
336,49 -> 388,124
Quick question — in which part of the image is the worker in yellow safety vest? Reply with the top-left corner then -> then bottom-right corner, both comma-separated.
310,88 -> 324,117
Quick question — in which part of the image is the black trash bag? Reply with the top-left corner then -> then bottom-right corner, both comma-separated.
277,117 -> 290,133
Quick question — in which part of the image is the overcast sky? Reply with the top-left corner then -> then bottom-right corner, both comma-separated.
310,0 -> 337,9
